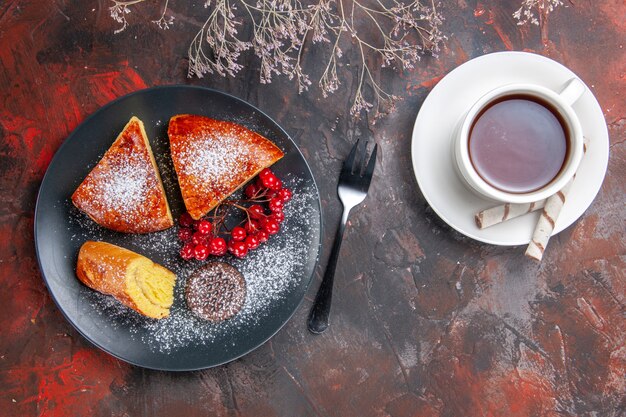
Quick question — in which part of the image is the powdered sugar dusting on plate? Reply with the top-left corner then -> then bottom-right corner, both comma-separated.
71,175 -> 317,353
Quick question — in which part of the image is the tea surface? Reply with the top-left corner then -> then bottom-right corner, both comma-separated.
469,96 -> 568,193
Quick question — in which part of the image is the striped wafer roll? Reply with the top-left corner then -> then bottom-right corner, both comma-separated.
476,137 -> 590,233
525,177 -> 574,261
475,200 -> 547,229
525,137 -> 589,261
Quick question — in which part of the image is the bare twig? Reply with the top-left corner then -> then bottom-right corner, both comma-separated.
110,0 -> 174,33
152,0 -> 174,29
513,0 -> 564,25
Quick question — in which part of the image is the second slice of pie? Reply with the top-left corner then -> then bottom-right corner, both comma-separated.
168,114 -> 284,220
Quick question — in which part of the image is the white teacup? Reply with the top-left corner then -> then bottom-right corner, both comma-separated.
453,78 -> 585,204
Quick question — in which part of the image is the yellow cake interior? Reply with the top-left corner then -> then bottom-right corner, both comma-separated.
125,259 -> 176,319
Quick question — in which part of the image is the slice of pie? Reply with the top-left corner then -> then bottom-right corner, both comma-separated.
71,116 -> 173,233
168,114 -> 284,220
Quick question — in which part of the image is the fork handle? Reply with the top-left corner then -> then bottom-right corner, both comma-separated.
308,207 -> 350,334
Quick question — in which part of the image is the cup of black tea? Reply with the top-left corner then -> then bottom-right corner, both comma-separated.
454,78 -> 585,204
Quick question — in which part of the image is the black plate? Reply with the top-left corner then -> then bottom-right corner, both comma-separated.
34,86 -> 321,371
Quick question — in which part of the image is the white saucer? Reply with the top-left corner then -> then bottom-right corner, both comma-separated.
411,51 -> 609,246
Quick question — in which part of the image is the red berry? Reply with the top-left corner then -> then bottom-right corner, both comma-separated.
228,241 -> 248,258
178,227 -> 193,242
261,174 -> 278,189
231,226 -> 247,241
179,213 -> 194,227
256,216 -> 267,227
259,168 -> 273,179
264,219 -> 280,235
244,183 -> 258,198
269,197 -> 284,212
192,231 -> 208,246
194,244 -> 209,261
180,243 -> 195,260
209,237 -> 227,256
278,188 -> 292,202
256,230 -> 269,243
245,235 -> 260,250
270,178 -> 282,191
196,220 -> 212,235
245,220 -> 260,234
271,211 -> 285,223
248,204 -> 265,219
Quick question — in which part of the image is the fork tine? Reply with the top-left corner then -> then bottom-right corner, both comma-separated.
362,143 -> 378,184
353,139 -> 368,175
342,139 -> 360,175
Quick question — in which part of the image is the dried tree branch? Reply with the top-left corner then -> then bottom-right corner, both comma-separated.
513,0 -> 564,25
109,0 -> 565,118
187,0 -> 445,118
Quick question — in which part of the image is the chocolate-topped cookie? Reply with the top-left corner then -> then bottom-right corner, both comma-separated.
185,262 -> 246,322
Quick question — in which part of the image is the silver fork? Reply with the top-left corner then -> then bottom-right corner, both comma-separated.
308,139 -> 378,334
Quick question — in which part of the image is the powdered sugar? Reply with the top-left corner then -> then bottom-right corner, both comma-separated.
95,157 -> 150,213
179,132 -> 252,185
71,174 -> 318,354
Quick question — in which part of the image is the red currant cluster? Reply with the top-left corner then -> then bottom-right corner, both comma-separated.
178,168 -> 292,260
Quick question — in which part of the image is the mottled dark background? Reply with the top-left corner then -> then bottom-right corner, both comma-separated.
1,0 -> 624,416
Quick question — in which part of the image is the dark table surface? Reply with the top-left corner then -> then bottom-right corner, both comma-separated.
1,0 -> 624,416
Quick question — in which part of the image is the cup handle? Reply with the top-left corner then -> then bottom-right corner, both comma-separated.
559,78 -> 586,106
